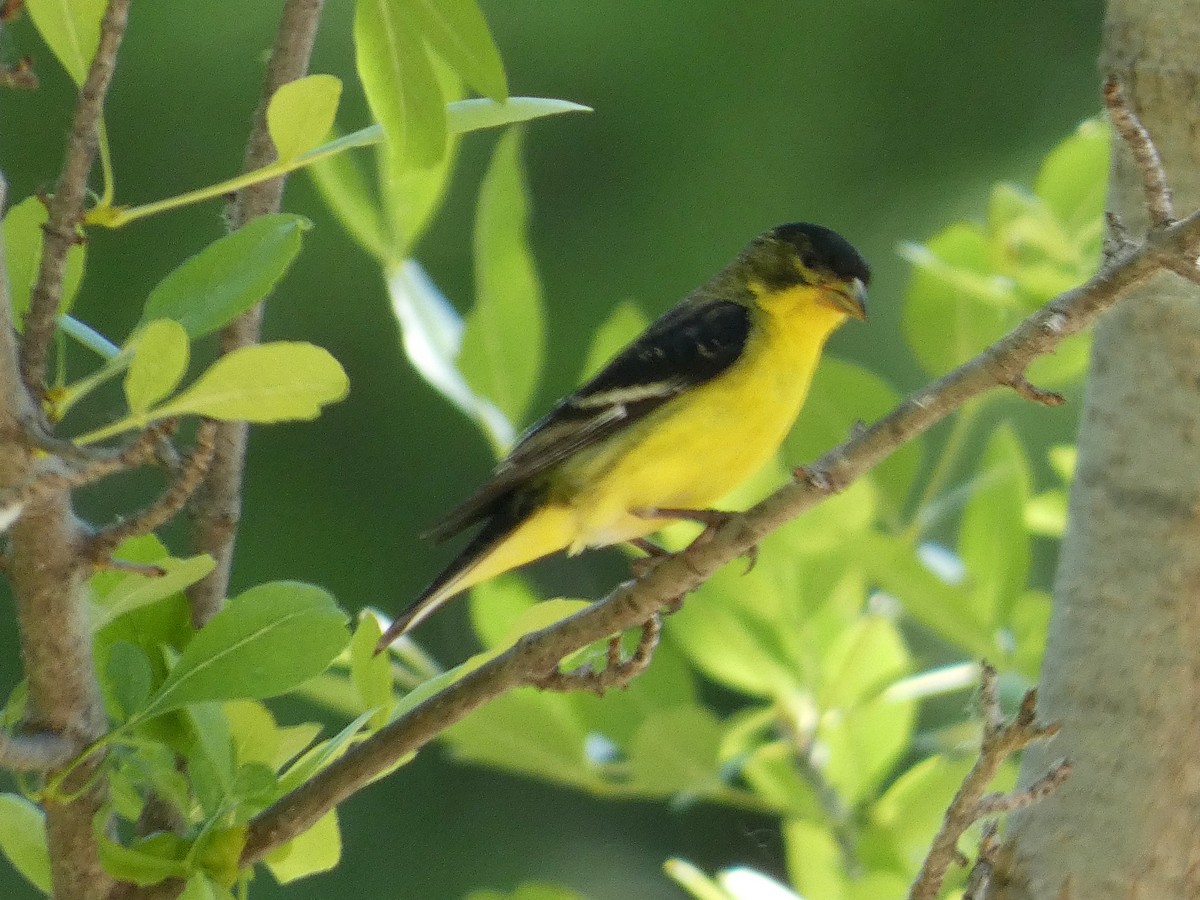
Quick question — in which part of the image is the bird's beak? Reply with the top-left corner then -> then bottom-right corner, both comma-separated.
831,277 -> 868,320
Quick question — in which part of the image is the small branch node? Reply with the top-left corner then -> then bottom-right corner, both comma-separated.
1007,375 -> 1065,407
1158,255 -> 1200,288
1042,312 -> 1068,335
1103,74 -> 1175,230
794,464 -> 837,493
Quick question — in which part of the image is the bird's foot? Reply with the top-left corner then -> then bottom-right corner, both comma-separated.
631,506 -> 758,574
627,536 -> 670,578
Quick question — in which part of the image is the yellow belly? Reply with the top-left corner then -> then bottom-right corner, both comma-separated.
554,300 -> 844,553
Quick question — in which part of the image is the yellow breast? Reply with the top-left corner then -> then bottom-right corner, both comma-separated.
556,287 -> 849,552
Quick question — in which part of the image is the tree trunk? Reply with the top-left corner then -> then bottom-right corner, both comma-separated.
997,1 -> 1200,897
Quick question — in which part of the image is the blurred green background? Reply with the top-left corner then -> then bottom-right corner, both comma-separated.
1,0 -> 1104,897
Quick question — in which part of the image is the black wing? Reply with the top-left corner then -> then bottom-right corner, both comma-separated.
425,298 -> 752,542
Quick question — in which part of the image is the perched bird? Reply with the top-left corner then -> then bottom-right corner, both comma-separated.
377,223 -> 869,651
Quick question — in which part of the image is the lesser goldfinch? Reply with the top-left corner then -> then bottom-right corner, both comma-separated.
378,223 -> 869,650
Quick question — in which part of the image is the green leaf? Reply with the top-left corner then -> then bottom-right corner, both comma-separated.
306,136 -> 390,263
580,300 -> 649,381
264,809 -> 341,883
152,342 -> 349,423
179,873 -> 232,900
25,0 -> 104,85
447,97 -> 591,135
1035,117 -> 1110,233
901,225 -> 1015,377
267,74 -> 342,162
124,319 -> 190,415
92,553 -> 216,632
444,689 -> 595,790
466,884 -> 589,900
404,0 -> 507,101
186,702 -> 236,812
818,617 -> 910,710
349,613 -> 393,728
380,58 -> 463,255
667,586 -> 799,698
468,573 -> 537,649
106,641 -> 154,719
225,700 -> 282,768
664,859 -> 734,900
787,358 -> 920,522
858,532 -> 993,658
194,826 -> 248,889
276,709 -> 378,794
820,694 -> 915,805
97,830 -> 190,887
460,129 -> 545,427
355,0 -> 447,171
628,707 -> 722,795
137,582 -> 349,719
0,793 -> 51,893
783,820 -> 845,900
958,423 -> 1031,627
3,195 -> 85,328
140,214 -> 310,339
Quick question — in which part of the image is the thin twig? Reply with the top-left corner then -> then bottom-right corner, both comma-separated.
1006,376 -> 1065,407
534,615 -> 662,694
236,204 -> 1200,867
20,0 -> 131,400
963,821 -> 1000,900
908,665 -> 1066,900
186,0 -> 325,629
975,760 -> 1072,817
89,419 -> 217,560
1104,75 -> 1175,230
0,421 -> 175,524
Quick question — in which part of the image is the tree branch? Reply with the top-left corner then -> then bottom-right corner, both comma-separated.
185,0 -> 325,629
1104,75 -> 1175,229
908,665 -> 1068,900
89,419 -> 217,559
20,0 -> 131,400
239,202 -> 1200,867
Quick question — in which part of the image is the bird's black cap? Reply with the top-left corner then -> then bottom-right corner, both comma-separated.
771,222 -> 871,286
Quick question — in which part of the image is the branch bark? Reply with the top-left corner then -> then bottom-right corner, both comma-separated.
185,0 -> 325,628
19,0 -> 130,401
0,2 -> 131,894
238,194 -> 1200,869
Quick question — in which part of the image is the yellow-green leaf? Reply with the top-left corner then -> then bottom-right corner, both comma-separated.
355,0 -> 447,171
154,342 -> 348,423
460,129 -> 544,427
267,74 -> 343,162
3,195 -> 86,328
26,0 -> 104,85
403,0 -> 507,101
124,319 -> 190,415
0,793 -> 51,893
264,810 -> 341,883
